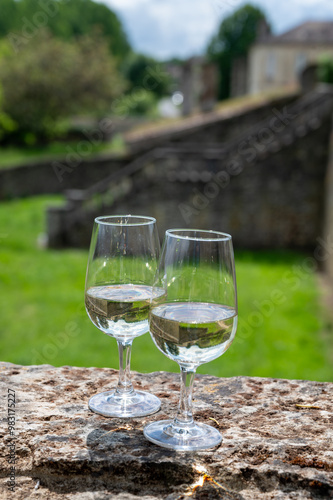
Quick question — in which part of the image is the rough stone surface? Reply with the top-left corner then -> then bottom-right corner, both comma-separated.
0,362 -> 332,499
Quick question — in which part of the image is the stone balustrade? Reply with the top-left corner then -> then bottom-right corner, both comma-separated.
0,362 -> 332,499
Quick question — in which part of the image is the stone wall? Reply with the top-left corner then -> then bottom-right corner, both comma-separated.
124,93 -> 299,154
111,119 -> 331,250
0,93 -> 298,201
45,86 -> 333,250
2,87 -> 332,252
0,362 -> 332,499
0,154 -> 133,200
47,112 -> 331,250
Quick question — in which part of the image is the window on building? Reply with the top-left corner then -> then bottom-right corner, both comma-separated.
266,52 -> 276,81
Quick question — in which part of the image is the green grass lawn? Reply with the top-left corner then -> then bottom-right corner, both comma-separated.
0,195 -> 332,381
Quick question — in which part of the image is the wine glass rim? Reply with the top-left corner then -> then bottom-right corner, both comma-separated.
165,228 -> 232,241
94,215 -> 156,226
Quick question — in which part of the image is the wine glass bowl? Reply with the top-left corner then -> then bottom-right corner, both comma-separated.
144,229 -> 237,450
85,215 -> 162,418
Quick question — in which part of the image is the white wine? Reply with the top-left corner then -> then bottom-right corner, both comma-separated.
86,284 -> 164,340
149,302 -> 237,366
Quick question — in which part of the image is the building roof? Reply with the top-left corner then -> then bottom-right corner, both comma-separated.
263,21 -> 333,45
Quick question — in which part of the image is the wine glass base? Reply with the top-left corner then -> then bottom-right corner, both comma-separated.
143,419 -> 222,451
88,390 -> 161,418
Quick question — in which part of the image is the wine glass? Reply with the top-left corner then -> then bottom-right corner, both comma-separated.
144,229 -> 237,450
85,215 -> 162,418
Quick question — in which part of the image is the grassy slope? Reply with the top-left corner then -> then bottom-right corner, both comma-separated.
0,196 -> 331,381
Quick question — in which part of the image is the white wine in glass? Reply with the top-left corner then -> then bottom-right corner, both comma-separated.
144,229 -> 237,450
85,215 -> 163,418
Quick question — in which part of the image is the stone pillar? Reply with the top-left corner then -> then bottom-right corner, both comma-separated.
181,59 -> 195,116
231,57 -> 248,98
199,62 -> 219,112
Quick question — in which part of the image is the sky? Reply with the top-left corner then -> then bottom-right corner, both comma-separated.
96,0 -> 333,60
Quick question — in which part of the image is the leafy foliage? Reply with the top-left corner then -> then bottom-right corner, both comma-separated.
0,0 -> 170,143
0,32 -> 126,143
0,0 -> 19,38
207,4 -> 268,99
0,91 -> 17,141
318,55 -> 333,84
2,0 -> 130,59
122,53 -> 171,98
112,89 -> 158,117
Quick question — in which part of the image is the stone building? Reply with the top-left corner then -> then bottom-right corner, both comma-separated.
247,21 -> 333,95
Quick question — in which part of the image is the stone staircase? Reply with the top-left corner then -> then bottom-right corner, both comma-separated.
47,85 -> 333,248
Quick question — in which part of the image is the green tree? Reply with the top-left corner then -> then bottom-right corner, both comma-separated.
4,0 -> 130,59
0,0 -> 17,38
122,53 -> 171,98
0,31 -> 126,143
207,4 -> 268,99
318,55 -> 333,84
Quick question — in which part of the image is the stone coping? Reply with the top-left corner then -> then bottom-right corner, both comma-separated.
0,362 -> 332,499
124,91 -> 299,144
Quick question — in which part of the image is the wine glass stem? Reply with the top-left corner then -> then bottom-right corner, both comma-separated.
115,340 -> 134,396
174,366 -> 196,426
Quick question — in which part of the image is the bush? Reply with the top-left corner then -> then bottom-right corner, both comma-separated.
318,55 -> 333,84
121,53 -> 171,99
0,86 -> 17,141
0,31 -> 126,144
112,89 -> 158,117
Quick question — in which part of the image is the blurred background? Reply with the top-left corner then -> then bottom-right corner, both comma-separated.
0,0 -> 333,381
